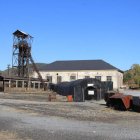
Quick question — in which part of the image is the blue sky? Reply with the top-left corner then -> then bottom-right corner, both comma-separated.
0,0 -> 140,71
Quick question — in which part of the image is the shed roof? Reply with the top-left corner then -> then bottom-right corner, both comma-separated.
0,75 -> 28,80
39,60 -> 123,73
0,75 -> 48,82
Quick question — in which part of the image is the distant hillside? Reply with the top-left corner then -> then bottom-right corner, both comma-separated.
0,63 -> 47,76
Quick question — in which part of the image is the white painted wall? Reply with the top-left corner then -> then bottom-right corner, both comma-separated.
33,70 -> 123,90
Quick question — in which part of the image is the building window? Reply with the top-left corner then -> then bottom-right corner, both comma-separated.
107,76 -> 112,81
5,83 -> 9,87
47,76 -> 52,83
18,81 -> 22,87
40,83 -> 43,88
85,76 -> 90,78
35,83 -> 38,88
57,76 -> 62,83
70,76 -> 76,82
95,76 -> 101,81
31,82 -> 34,88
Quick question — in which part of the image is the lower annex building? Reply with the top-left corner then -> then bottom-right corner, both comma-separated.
33,60 -> 123,90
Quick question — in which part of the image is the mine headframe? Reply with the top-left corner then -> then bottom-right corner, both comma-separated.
12,30 -> 33,78
12,30 -> 48,90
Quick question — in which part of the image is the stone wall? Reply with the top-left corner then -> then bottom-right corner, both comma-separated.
34,70 -> 123,90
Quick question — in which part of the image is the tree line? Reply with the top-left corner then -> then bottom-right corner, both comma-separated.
124,64 -> 140,86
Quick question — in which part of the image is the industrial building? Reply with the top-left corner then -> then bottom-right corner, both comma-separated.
0,75 -> 48,92
33,60 -> 123,90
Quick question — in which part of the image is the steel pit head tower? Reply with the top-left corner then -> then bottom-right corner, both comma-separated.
12,30 -> 33,78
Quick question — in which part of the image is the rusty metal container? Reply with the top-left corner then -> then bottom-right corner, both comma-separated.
104,92 -> 115,103
115,95 -> 132,110
109,93 -> 123,108
132,96 -> 140,106
105,92 -> 122,107
132,96 -> 140,112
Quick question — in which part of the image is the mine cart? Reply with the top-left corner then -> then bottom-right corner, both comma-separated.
104,92 -> 122,107
132,96 -> 140,112
109,93 -> 123,108
114,95 -> 132,110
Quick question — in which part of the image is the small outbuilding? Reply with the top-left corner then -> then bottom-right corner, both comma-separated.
0,75 -> 48,92
53,78 -> 107,102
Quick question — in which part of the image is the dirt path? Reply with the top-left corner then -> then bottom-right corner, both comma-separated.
0,93 -> 140,140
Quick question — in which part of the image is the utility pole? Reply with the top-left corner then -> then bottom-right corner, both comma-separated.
7,64 -> 10,75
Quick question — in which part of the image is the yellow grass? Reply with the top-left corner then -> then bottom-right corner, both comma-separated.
0,131 -> 32,140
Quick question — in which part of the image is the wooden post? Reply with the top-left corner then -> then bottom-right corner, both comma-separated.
38,82 -> 40,90
22,80 -> 24,91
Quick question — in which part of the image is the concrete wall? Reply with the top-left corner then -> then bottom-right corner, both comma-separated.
33,70 -> 123,90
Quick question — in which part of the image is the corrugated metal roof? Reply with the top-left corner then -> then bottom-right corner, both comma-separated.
39,60 -> 123,73
0,75 -> 28,80
0,75 -> 48,81
13,30 -> 33,38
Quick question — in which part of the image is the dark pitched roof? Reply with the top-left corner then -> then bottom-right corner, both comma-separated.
39,60 -> 123,72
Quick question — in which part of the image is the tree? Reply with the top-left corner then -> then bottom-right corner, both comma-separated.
131,64 -> 140,86
123,73 -> 132,83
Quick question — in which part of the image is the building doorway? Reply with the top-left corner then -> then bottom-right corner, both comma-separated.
84,86 -> 97,100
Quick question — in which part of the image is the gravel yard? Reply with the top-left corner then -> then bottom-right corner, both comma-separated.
122,90 -> 140,96
0,91 -> 140,140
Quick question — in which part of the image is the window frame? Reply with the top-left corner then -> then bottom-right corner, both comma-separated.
46,76 -> 52,83
95,76 -> 101,81
107,76 -> 112,81
85,76 -> 90,79
57,76 -> 62,83
70,76 -> 76,82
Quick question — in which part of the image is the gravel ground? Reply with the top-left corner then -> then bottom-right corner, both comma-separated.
121,90 -> 140,96
0,92 -> 140,140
